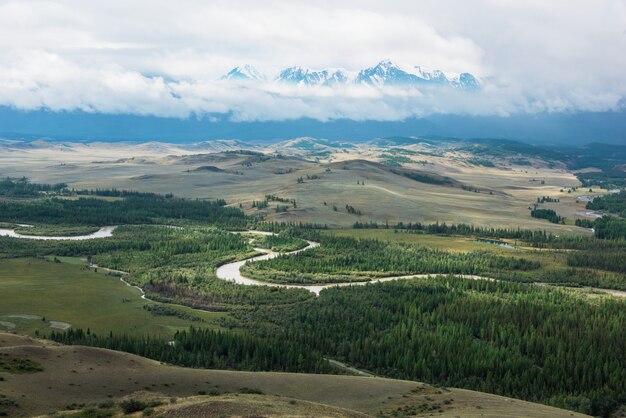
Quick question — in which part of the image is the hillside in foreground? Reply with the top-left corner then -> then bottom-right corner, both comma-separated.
0,333 -> 589,418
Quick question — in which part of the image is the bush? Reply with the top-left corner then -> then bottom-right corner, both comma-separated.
75,408 -> 114,418
239,387 -> 263,394
119,399 -> 148,414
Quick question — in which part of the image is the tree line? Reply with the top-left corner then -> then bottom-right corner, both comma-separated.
0,195 -> 247,228
49,327 -> 331,373
530,208 -> 565,224
241,235 -> 540,284
0,177 -> 67,197
586,190 -> 626,216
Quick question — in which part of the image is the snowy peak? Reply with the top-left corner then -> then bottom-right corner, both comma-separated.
221,65 -> 264,81
455,73 -> 480,90
220,61 -> 480,90
413,66 -> 449,83
356,60 -> 478,89
276,66 -> 350,87
356,60 -> 420,86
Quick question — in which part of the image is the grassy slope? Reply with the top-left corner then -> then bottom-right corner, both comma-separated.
0,142 -> 599,232
0,333 -> 590,418
0,258 -> 224,337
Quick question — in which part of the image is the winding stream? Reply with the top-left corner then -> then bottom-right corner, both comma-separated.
217,231 -> 497,296
1,225 -> 623,299
217,231 -> 626,298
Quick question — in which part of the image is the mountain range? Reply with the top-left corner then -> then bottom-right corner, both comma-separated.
222,60 -> 479,90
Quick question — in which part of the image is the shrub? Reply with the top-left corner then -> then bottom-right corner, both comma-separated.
119,399 -> 148,414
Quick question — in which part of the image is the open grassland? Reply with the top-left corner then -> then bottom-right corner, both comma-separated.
326,228 -> 509,252
0,333 -> 590,418
0,141 -> 601,232
325,228 -> 567,267
329,227 -> 624,272
0,258 -> 223,337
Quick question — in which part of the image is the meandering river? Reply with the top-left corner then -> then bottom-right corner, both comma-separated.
2,225 -> 623,299
217,231 -> 626,298
216,231 -> 497,296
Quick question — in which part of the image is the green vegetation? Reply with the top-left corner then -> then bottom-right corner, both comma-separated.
241,235 -> 539,284
119,399 -> 150,414
72,188 -> 166,199
0,257 -> 222,336
2,177 -> 626,417
530,208 -> 565,224
577,169 -> 626,189
0,355 -> 43,373
575,218 -> 595,228
587,190 -> 626,216
142,304 -> 204,322
379,154 -> 412,167
48,279 -> 626,417
593,216 -> 626,240
0,195 -> 247,228
0,177 -> 66,197
89,227 -> 252,274
13,225 -> 101,236
355,220 -> 562,243
572,143 -> 626,189
330,227 -> 626,290
51,326 -> 331,373
0,224 -> 313,311
389,168 -> 454,185
247,279 -> 626,417
251,233 -> 308,252
567,250 -> 626,274
466,158 -> 496,167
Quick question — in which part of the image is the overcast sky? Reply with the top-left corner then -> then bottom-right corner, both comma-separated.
0,0 -> 624,121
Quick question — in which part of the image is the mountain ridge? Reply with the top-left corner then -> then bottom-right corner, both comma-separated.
222,60 -> 479,90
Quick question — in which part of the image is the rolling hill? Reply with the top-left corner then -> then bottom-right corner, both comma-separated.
0,333 -> 590,418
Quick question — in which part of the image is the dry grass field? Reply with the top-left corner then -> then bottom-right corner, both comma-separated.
0,333 -> 590,417
0,139 -> 603,232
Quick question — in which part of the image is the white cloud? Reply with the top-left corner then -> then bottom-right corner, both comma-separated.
0,0 -> 624,121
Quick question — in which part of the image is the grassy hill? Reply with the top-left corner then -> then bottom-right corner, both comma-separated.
0,139 -> 606,232
0,333 -> 590,417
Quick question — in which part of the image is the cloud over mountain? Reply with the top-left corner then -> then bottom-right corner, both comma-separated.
0,0 -> 624,121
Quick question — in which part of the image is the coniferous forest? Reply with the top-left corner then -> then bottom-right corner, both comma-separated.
52,278 -> 626,417
0,182 -> 625,417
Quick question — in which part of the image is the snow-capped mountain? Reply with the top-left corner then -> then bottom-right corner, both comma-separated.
453,73 -> 480,90
221,65 -> 264,81
275,66 -> 351,87
221,61 -> 480,90
356,60 -> 423,86
356,61 -> 479,89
